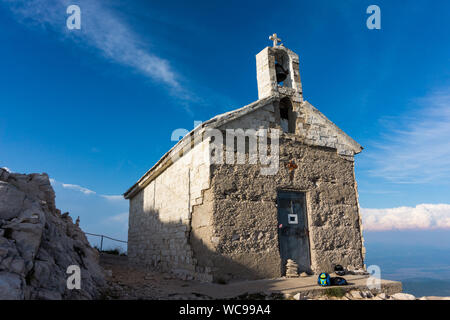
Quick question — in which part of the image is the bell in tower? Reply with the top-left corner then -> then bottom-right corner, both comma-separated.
275,62 -> 289,83
255,33 -> 303,100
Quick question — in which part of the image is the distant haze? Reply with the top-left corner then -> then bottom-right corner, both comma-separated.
364,230 -> 450,296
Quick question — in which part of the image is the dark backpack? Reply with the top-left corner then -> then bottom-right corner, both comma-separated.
334,264 -> 345,276
330,276 -> 348,286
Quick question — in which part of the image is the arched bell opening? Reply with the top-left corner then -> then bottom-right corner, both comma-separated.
274,50 -> 292,88
279,97 -> 295,134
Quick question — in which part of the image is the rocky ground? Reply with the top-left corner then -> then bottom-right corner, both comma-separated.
100,253 -> 213,300
100,253 -> 450,300
291,290 -> 450,301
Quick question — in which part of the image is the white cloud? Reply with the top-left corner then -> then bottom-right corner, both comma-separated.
361,204 -> 450,231
52,179 -> 125,200
365,89 -> 450,184
101,195 -> 125,201
61,183 -> 96,195
3,0 -> 182,91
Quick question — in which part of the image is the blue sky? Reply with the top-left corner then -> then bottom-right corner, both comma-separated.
0,0 -> 449,258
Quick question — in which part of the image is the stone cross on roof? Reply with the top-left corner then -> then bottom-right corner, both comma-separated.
269,33 -> 282,47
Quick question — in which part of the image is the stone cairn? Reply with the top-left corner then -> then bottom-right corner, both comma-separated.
285,259 -> 299,278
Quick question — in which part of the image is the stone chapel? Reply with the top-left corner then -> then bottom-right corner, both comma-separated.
124,34 -> 366,282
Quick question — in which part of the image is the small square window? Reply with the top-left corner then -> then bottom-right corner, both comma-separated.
288,214 -> 298,224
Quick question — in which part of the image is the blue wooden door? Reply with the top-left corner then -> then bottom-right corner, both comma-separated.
277,191 -> 311,274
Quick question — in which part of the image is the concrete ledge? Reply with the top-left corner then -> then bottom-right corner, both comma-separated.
186,275 -> 402,299
273,275 -> 402,299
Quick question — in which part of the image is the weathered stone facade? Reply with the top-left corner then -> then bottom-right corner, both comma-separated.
207,138 -> 363,281
127,139 -> 213,281
125,41 -> 365,282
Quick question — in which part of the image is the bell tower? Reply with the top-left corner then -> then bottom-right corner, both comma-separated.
256,34 -> 303,101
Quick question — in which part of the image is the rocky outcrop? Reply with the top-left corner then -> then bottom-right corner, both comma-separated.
295,289 -> 450,300
0,168 -> 105,299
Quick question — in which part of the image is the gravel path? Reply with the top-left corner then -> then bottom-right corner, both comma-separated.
99,253 -> 213,300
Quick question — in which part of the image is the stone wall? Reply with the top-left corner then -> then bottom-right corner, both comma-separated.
127,139 -> 212,281
207,137 -> 364,281
296,101 -> 362,157
221,103 -> 276,131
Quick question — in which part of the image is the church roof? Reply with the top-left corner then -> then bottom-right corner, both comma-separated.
123,96 -> 276,199
123,95 -> 362,199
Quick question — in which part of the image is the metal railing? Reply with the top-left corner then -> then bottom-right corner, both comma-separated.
85,232 -> 127,252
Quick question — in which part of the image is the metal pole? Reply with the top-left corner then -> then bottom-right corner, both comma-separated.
100,235 -> 103,252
